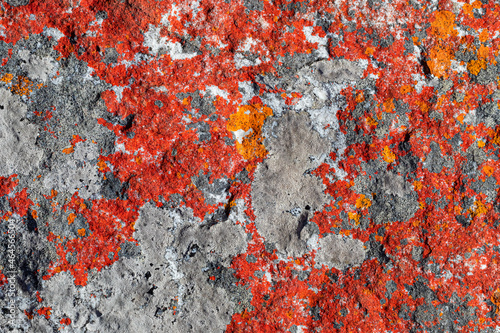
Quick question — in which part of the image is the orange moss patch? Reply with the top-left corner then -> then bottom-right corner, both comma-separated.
227,103 -> 273,160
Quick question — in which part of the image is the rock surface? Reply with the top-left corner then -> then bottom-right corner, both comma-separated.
0,1 -> 500,332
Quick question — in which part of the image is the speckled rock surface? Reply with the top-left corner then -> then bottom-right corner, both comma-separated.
1,0 -> 500,332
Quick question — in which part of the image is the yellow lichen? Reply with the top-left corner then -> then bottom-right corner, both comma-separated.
227,104 -> 273,160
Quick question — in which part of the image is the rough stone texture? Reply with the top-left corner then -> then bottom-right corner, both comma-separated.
315,234 -> 366,270
253,111 -> 330,256
1,1 -> 500,332
0,88 -> 43,176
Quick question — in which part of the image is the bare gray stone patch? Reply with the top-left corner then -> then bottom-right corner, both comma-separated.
0,88 -> 43,176
20,54 -> 56,83
380,172 -> 413,198
38,203 -> 249,333
315,234 -> 367,270
252,111 -> 330,257
313,59 -> 364,83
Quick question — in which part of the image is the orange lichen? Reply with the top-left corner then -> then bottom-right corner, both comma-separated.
355,91 -> 365,103
10,75 -> 33,96
413,181 -> 423,190
62,146 -> 74,154
383,98 -> 395,113
463,1 -> 483,17
97,158 -> 108,171
366,116 -> 378,127
36,307 -> 51,319
60,318 -> 72,325
400,85 -> 414,95
467,45 -> 492,75
470,201 -> 488,218
428,44 -> 454,78
348,211 -> 360,224
382,146 -> 396,163
416,100 -> 430,113
429,11 -> 456,39
479,30 -> 490,43
227,103 -> 273,160
356,194 -> 372,209
491,289 -> 500,314
0,73 -> 13,83
468,59 -> 487,75
483,165 -> 494,177
67,213 -> 76,225
77,228 -> 86,237
365,47 -> 375,56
